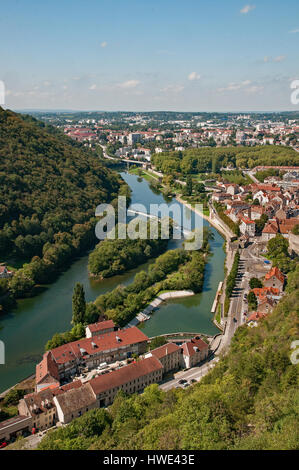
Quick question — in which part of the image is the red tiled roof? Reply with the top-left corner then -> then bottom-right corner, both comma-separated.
150,343 -> 180,360
49,327 -> 148,365
251,287 -> 280,299
89,356 -> 163,395
247,312 -> 267,322
253,184 -> 281,192
262,221 -> 279,234
87,320 -> 115,333
264,267 -> 285,284
36,351 -> 60,385
26,380 -> 83,409
181,337 -> 209,357
241,216 -> 255,225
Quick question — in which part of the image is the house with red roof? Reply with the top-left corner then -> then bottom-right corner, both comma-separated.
262,220 -> 279,241
251,287 -> 281,304
240,216 -> 256,237
89,356 -> 163,408
19,380 -> 83,431
247,311 -> 267,327
85,320 -> 116,338
145,343 -> 182,374
180,337 -> 209,369
35,326 -> 149,388
264,267 -> 285,291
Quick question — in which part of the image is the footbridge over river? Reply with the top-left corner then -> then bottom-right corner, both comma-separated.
127,209 -> 194,237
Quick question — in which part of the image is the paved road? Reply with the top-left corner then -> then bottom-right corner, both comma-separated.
159,357 -> 219,392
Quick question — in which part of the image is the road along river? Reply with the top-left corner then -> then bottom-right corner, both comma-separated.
0,172 -> 225,393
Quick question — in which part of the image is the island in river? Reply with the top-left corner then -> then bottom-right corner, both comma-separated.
0,172 -> 225,393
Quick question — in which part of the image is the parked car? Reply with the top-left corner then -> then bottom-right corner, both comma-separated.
0,442 -> 7,449
178,379 -> 187,384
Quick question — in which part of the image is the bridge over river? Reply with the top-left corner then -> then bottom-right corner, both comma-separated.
127,208 -> 193,237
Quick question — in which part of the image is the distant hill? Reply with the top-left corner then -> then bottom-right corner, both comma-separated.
0,107 -> 124,305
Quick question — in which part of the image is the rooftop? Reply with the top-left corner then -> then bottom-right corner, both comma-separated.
87,320 -> 116,333
89,356 -> 163,395
49,326 -> 149,365
54,383 -> 96,416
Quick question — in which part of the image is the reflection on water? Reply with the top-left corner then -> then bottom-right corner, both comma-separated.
0,172 -> 225,392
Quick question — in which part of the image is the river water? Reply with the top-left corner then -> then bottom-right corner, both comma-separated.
0,172 -> 225,393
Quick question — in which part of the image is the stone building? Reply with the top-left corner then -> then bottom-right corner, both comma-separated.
89,356 -> 163,408
145,343 -> 182,374
53,383 -> 97,424
36,326 -> 149,389
181,337 -> 209,369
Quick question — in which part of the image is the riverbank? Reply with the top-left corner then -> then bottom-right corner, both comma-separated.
126,290 -> 195,328
0,172 -> 224,393
128,168 -> 231,333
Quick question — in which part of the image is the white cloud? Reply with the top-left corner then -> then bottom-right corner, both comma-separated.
188,72 -> 201,81
240,4 -> 255,14
263,55 -> 286,63
89,84 -> 97,90
289,28 -> 299,33
217,80 -> 253,93
118,80 -> 140,89
245,85 -> 264,94
100,41 -> 107,48
161,84 -> 184,93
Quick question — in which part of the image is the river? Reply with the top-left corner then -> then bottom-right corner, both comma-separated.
0,172 -> 225,393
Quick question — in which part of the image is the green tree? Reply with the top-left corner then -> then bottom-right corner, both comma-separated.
72,283 -> 86,324
185,175 -> 193,196
85,302 -> 99,325
249,277 -> 263,289
148,336 -> 167,351
248,291 -> 258,311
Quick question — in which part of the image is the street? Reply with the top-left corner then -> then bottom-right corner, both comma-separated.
159,357 -> 219,392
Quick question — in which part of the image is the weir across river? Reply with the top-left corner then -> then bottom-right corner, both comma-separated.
127,208 -> 193,237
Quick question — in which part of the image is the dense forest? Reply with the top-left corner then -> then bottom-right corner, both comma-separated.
88,221 -> 171,278
37,260 -> 299,450
151,146 -> 299,175
0,107 -> 125,313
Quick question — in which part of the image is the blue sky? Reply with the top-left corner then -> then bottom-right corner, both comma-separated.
1,0 -> 298,111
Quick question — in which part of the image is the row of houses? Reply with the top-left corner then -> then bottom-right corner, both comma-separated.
247,267 -> 285,327
212,178 -> 299,240
0,334 -> 209,443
